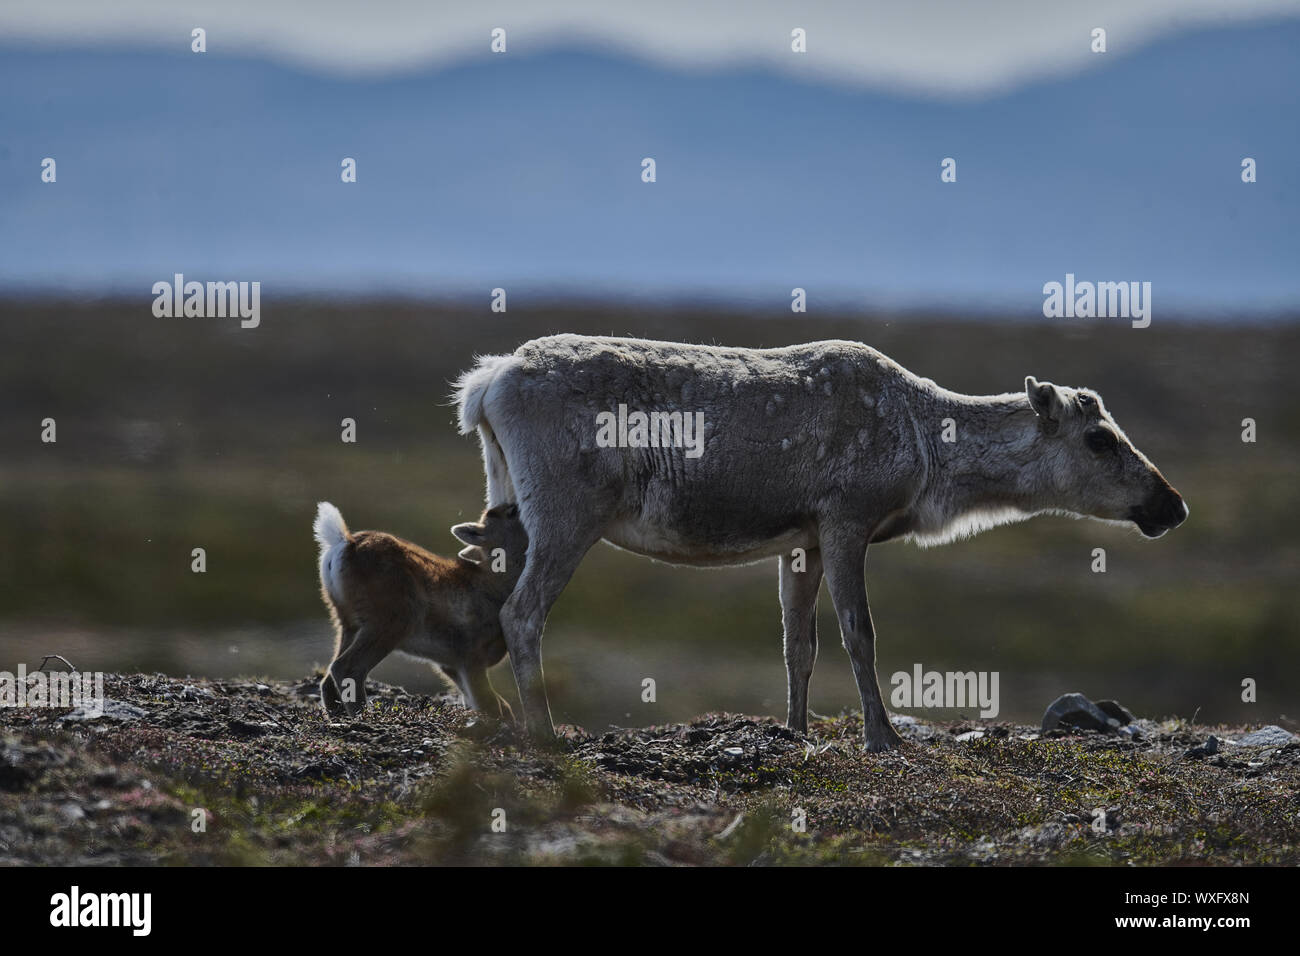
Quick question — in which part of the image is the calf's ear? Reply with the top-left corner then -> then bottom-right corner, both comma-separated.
1025,376 -> 1065,433
458,545 -> 487,563
451,522 -> 486,545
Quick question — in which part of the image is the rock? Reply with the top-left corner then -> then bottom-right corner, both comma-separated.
0,746 -> 37,791
58,700 -> 148,722
1094,700 -> 1136,725
1183,735 -> 1221,759
0,738 -> 66,791
955,730 -> 985,742
1016,822 -> 1070,848
227,719 -> 274,737
1131,718 -> 1161,740
1084,807 -> 1123,833
890,714 -> 941,742
1041,693 -> 1121,734
1224,725 -> 1298,747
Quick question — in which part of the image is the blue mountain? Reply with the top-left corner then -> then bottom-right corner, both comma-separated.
1,20 -> 1296,315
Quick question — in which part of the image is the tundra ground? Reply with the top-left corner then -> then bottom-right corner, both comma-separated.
1,673 -> 1296,866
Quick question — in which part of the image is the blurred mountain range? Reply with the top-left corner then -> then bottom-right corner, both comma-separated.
1,19 -> 1297,314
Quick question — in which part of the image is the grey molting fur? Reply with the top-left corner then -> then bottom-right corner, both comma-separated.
312,501 -> 527,721
454,335 -> 1188,750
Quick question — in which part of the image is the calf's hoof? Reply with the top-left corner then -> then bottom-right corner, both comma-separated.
320,680 -> 348,718
463,713 -> 514,742
321,699 -> 349,719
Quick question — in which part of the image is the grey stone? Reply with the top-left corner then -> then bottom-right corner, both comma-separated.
1016,822 -> 1071,848
1224,725 -> 1298,747
890,714 -> 941,742
58,699 -> 148,722
1093,699 -> 1136,725
1042,693 -> 1120,734
1183,735 -> 1220,759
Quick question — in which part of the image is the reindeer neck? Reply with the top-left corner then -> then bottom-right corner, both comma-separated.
919,389 -> 1048,520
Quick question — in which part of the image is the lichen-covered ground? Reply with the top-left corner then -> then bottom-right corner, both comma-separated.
1,673 -> 1296,866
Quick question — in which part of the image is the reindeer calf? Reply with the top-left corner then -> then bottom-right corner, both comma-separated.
312,501 -> 526,720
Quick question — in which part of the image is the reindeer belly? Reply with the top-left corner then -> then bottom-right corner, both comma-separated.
602,519 -> 816,568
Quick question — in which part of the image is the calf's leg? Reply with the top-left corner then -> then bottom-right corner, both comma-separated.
325,625 -> 399,717
321,623 -> 358,716
447,663 -> 515,722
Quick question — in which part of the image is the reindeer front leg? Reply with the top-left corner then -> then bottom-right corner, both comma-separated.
819,521 -> 902,752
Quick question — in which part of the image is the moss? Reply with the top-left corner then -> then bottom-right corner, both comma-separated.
3,674 -> 1297,866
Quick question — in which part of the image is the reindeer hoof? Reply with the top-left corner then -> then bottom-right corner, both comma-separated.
863,726 -> 904,752
520,725 -> 564,752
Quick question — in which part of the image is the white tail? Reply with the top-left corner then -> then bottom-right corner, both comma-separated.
313,501 -> 349,551
453,354 -> 519,506
453,353 -> 514,435
314,501 -> 351,605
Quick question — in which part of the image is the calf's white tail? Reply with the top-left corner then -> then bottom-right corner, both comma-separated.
313,501 -> 349,550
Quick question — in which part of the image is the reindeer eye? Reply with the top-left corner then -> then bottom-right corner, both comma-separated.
1085,428 -> 1117,453
1079,395 -> 1094,408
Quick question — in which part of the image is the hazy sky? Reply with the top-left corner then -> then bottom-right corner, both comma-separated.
3,4 -> 1295,310
5,0 -> 1300,96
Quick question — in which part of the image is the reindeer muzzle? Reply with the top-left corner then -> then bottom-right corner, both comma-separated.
1129,486 -> 1189,538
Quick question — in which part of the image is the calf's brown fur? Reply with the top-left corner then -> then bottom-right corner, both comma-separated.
313,501 -> 526,719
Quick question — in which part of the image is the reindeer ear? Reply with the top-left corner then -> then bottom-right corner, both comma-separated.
1025,376 -> 1065,431
457,545 -> 487,563
451,522 -> 485,545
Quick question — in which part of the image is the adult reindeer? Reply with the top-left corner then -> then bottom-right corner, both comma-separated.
455,335 -> 1187,751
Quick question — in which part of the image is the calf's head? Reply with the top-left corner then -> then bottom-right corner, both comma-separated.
451,503 -> 529,569
1025,376 -> 1188,538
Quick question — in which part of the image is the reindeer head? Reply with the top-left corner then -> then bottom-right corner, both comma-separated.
1025,376 -> 1188,538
